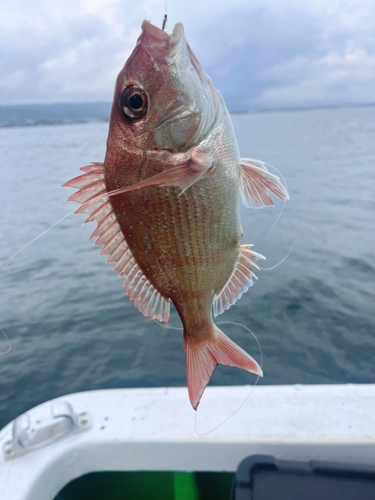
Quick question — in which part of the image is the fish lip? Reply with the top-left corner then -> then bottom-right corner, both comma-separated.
140,21 -> 210,90
140,20 -> 184,44
140,20 -> 170,42
139,20 -> 185,66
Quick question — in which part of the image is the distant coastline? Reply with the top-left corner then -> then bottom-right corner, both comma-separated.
0,102 -> 111,128
0,101 -> 374,128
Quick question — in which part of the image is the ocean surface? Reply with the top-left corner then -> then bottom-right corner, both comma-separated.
1,106 -> 374,429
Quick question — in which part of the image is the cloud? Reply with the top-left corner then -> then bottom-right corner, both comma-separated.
0,0 -> 162,104
191,0 -> 375,110
0,0 -> 374,109
256,44 -> 375,108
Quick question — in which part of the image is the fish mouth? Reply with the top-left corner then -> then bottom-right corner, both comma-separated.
139,21 -> 185,67
139,21 -> 210,89
138,21 -> 192,70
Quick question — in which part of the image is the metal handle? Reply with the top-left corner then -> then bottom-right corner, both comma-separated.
3,401 -> 91,459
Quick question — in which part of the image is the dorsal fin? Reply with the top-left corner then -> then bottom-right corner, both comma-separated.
62,163 -> 170,323
213,244 -> 265,316
240,158 -> 289,208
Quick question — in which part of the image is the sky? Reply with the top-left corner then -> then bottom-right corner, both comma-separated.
1,0 -> 375,111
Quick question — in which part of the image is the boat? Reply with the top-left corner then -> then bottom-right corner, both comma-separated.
1,383 -> 375,499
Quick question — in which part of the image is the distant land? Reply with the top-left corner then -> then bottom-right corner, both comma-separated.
0,102 -> 111,128
0,101 -> 374,128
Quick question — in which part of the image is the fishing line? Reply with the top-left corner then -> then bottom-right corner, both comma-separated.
0,207 -> 78,355
258,198 -> 297,271
0,329 -> 11,355
155,318 -> 263,434
194,321 -> 263,436
154,319 -> 263,436
154,319 -> 182,331
260,237 -> 297,271
0,177 -> 141,354
162,0 -> 168,30
254,161 -> 297,271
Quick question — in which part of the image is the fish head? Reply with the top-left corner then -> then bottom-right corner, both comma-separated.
108,21 -> 218,154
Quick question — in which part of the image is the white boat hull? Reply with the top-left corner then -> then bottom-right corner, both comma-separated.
1,384 -> 375,500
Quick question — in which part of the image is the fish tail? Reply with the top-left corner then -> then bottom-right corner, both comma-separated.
184,325 -> 263,410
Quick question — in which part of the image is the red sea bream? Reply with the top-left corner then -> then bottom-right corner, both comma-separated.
63,21 -> 289,409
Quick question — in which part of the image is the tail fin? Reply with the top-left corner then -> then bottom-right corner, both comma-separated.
184,325 -> 263,410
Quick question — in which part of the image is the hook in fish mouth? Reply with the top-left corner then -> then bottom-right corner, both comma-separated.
139,21 -> 209,88
138,21 -> 187,67
140,20 -> 185,45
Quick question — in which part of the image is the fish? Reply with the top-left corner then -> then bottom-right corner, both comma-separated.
63,20 -> 289,409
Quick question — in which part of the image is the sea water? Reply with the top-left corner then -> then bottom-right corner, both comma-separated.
1,106 -> 374,428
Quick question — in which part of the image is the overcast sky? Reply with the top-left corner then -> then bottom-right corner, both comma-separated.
1,0 -> 375,110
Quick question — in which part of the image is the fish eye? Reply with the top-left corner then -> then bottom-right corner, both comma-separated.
120,85 -> 148,120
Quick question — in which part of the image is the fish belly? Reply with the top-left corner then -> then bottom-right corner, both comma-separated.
107,170 -> 240,309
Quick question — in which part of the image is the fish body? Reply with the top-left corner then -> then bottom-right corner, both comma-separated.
63,21 -> 289,409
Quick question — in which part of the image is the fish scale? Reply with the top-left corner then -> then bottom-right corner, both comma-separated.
63,20 -> 289,409
110,180 -> 231,298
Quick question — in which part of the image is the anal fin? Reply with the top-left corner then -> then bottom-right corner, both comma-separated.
213,245 -> 265,316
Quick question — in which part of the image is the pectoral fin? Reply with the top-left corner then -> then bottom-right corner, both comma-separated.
240,158 -> 289,208
106,149 -> 213,199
